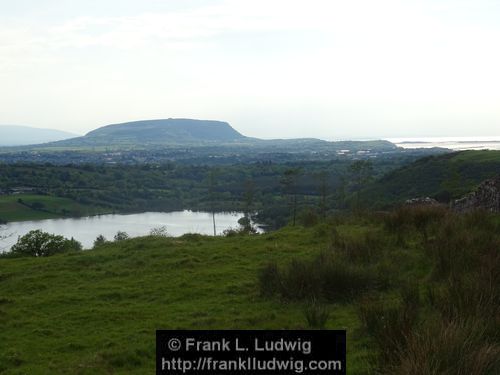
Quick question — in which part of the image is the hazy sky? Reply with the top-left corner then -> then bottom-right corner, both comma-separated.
1,0 -> 499,139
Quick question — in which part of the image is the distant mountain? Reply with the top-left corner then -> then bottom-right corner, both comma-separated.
1,119 -> 404,165
0,125 -> 78,146
361,150 -> 500,208
53,119 -> 247,147
40,118 -> 398,152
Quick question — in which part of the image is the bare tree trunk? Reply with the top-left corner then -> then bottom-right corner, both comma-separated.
209,169 -> 217,236
292,193 -> 297,226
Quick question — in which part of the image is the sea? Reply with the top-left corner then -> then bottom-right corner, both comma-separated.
385,136 -> 500,151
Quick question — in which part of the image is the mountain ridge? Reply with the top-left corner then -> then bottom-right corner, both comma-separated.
1,118 -> 399,158
62,118 -> 247,146
86,118 -> 245,138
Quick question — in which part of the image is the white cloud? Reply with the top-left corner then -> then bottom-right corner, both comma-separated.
0,0 -> 499,137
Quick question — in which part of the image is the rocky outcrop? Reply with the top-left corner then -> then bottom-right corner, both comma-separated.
452,176 -> 500,213
405,197 -> 440,206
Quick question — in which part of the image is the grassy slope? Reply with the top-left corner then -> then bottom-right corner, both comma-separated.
0,226 -> 373,374
0,194 -> 107,222
362,150 -> 500,207
2,211 -> 498,374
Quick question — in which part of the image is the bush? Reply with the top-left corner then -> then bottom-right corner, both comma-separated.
223,225 -> 257,237
93,235 -> 108,248
258,262 -> 281,297
149,226 -> 169,237
237,216 -> 257,233
222,228 -> 239,237
114,231 -> 129,241
259,251 -> 380,302
10,230 -> 82,257
318,255 -> 379,301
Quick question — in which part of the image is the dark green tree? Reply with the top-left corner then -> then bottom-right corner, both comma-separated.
93,234 -> 107,247
11,230 -> 82,257
114,231 -> 129,241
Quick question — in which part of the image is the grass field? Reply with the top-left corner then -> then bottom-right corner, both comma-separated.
0,194 -> 107,222
0,209 -> 498,374
0,225 -> 372,374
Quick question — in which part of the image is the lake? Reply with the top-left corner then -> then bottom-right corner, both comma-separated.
0,211 -> 250,252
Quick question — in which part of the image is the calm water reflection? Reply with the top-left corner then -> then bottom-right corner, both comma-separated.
0,211 -> 246,251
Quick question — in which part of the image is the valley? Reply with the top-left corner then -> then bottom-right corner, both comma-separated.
0,119 -> 499,374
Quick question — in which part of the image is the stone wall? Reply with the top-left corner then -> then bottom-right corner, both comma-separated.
452,176 -> 500,213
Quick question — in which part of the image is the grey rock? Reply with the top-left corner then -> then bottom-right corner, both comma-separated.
452,176 -> 500,213
405,197 -> 440,206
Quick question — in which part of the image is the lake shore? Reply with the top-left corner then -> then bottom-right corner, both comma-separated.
0,210 -> 253,251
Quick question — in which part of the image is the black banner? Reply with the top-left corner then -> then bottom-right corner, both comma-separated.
156,330 -> 346,374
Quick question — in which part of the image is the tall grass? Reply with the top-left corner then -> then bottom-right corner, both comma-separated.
303,300 -> 330,329
259,250 -> 381,302
392,319 -> 500,375
358,281 -> 421,364
358,207 -> 500,373
383,205 -> 447,245
330,227 -> 387,263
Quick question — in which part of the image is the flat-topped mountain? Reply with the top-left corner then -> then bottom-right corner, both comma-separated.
58,119 -> 246,146
0,125 -> 78,146
0,118 -> 405,165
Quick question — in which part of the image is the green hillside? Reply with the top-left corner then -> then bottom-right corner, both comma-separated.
0,226 -> 367,374
361,150 -> 500,207
1,118 -> 401,159
0,194 -> 106,222
50,119 -> 247,147
1,210 -> 498,374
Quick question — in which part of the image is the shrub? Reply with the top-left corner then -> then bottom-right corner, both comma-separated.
319,256 -> 379,301
114,231 -> 129,241
149,226 -> 169,237
10,230 -> 82,257
279,258 -> 322,300
93,235 -> 108,248
259,252 -> 380,302
237,216 -> 257,233
258,261 -> 281,297
222,228 -> 239,237
223,225 -> 257,237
